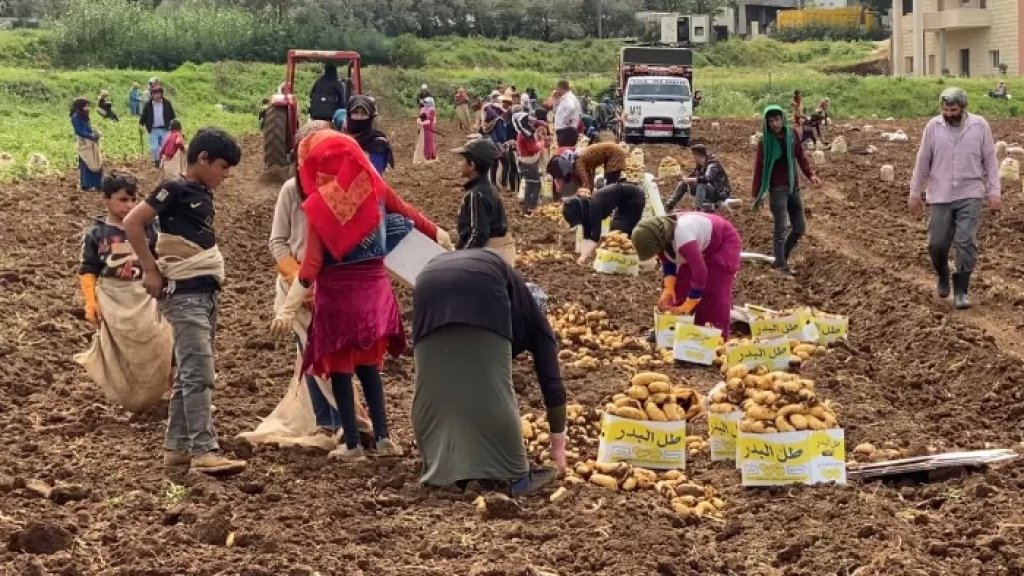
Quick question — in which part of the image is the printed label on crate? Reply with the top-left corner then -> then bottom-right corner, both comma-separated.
593,249 -> 640,276
725,340 -> 792,371
737,429 -> 846,486
813,311 -> 849,345
654,310 -> 693,349
597,413 -> 687,470
672,323 -> 723,366
708,410 -> 743,462
750,308 -> 819,343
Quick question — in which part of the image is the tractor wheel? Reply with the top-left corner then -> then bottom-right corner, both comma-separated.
262,106 -> 290,175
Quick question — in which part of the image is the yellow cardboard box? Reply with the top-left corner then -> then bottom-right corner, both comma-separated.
597,413 -> 687,470
750,307 -> 819,343
593,249 -> 640,276
813,310 -> 849,345
737,429 -> 846,486
725,339 -> 792,371
654,309 -> 693,349
672,323 -> 723,366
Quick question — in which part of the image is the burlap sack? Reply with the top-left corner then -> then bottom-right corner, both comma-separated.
235,276 -> 337,450
77,138 -> 103,172
74,279 -> 172,413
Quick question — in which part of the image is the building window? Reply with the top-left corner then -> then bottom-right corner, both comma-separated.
905,57 -> 914,74
991,50 -> 1000,68
902,0 -> 912,14
694,26 -> 705,37
929,55 -> 936,74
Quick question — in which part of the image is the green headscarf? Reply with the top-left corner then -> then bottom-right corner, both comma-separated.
631,216 -> 677,262
754,105 -> 796,210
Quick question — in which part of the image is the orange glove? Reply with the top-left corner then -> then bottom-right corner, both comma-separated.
671,298 -> 701,316
657,276 -> 677,311
276,256 -> 301,285
79,274 -> 101,326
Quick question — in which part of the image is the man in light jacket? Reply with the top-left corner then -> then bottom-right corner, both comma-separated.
909,87 -> 1001,310
553,80 -> 582,148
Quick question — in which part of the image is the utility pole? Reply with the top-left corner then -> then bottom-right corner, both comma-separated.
597,0 -> 603,38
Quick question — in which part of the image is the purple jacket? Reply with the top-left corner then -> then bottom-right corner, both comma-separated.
909,113 -> 1000,204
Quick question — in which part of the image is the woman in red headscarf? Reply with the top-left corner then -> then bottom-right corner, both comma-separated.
270,131 -> 453,462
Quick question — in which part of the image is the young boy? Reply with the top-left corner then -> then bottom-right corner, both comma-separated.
124,128 -> 245,476
77,172 -> 171,413
159,119 -> 187,181
81,172 -> 157,321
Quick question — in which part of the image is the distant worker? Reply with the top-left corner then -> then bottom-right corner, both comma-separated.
547,141 -> 628,198
989,81 -> 1010,100
454,87 -> 471,132
139,84 -> 176,168
97,90 -> 119,123
128,82 -> 141,116
553,80 -> 582,147
751,105 -> 820,279
666,144 -> 732,212
309,63 -> 347,122
789,90 -> 805,128
909,87 -> 1000,310
564,182 -> 646,265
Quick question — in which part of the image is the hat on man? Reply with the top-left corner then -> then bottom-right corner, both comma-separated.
451,138 -> 500,167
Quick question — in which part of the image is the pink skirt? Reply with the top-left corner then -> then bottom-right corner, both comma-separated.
673,215 -> 742,338
303,259 -> 405,376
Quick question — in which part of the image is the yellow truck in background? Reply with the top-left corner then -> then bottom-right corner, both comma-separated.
777,7 -> 879,32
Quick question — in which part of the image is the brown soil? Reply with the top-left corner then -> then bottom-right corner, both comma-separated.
1,115 -> 1023,576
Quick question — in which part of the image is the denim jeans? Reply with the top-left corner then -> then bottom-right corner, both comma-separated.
161,291 -> 219,455
768,185 -> 806,269
149,127 -> 168,163
519,161 -> 541,211
331,366 -> 388,450
296,339 -> 340,430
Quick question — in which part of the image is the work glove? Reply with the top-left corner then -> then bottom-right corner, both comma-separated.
671,298 -> 701,316
657,276 -> 677,311
270,280 -> 310,339
549,432 -> 567,474
435,228 -> 454,251
80,274 -> 101,327
577,239 -> 598,265
275,256 -> 301,285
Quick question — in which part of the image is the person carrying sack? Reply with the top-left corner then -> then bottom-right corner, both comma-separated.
75,172 -> 171,414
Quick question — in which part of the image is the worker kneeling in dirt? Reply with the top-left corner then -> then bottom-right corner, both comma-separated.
632,214 -> 742,339
411,249 -> 566,495
564,182 -> 645,265
547,141 -> 628,198
665,144 -> 733,212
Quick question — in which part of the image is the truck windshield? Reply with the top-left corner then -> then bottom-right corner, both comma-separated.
626,82 -> 691,102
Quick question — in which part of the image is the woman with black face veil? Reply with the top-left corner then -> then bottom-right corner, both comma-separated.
344,95 -> 394,176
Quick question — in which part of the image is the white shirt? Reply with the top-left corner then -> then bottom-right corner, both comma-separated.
520,93 -> 531,108
666,213 -> 713,264
152,101 -> 166,129
555,91 -> 582,130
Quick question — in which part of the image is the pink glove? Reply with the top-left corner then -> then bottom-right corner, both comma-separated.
550,432 -> 567,473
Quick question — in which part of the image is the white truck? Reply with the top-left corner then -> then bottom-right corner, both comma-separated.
618,47 -> 695,146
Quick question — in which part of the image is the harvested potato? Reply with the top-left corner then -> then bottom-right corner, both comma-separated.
589,474 -> 619,490
631,372 -> 670,387
615,406 -> 647,420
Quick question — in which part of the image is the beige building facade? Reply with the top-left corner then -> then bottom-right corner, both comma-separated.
891,0 -> 1023,77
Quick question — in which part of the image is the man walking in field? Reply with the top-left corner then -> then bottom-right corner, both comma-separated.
909,87 -> 1000,310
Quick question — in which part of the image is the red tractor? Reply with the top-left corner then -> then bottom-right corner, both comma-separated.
261,49 -> 363,172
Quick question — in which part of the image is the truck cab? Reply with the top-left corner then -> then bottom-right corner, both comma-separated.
622,75 -> 693,146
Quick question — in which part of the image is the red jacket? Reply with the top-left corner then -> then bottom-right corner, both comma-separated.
750,129 -> 815,198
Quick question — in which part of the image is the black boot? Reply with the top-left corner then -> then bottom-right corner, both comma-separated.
936,270 -> 951,299
952,272 -> 971,309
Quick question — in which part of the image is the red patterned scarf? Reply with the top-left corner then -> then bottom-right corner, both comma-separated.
298,131 -> 386,260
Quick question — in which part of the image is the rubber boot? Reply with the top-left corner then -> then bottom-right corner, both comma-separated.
936,270 -> 951,299
952,272 -> 971,309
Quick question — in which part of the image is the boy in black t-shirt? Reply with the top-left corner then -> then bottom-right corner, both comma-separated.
124,128 -> 244,476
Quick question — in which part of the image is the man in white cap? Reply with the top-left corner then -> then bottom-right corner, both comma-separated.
909,87 -> 1000,309
143,77 -> 159,103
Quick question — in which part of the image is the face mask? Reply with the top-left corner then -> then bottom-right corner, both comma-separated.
347,118 -> 372,133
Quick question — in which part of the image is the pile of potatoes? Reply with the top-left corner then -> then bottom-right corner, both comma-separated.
598,231 -> 638,256
623,154 -> 646,183
569,463 -> 725,519
517,248 -> 569,267
549,304 -> 658,370
537,203 -> 564,222
657,157 -> 683,180
850,442 -> 910,464
603,372 -> 705,422
713,338 -> 829,371
709,364 -> 839,434
522,404 -> 600,466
